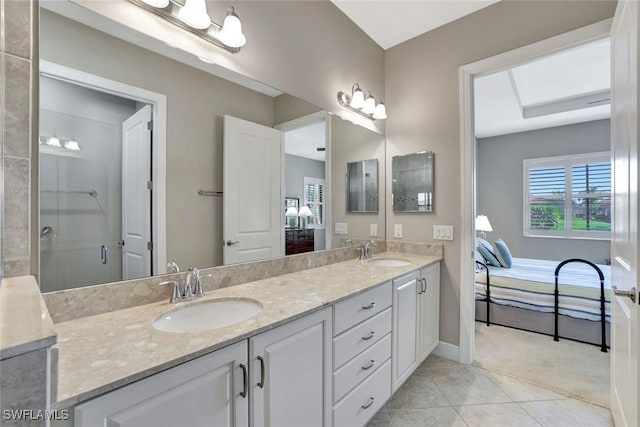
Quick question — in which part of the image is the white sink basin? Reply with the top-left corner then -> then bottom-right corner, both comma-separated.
366,258 -> 412,267
153,298 -> 263,333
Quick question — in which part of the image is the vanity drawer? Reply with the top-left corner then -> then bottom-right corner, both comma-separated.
333,333 -> 391,403
333,308 -> 391,369
333,359 -> 391,427
333,281 -> 391,335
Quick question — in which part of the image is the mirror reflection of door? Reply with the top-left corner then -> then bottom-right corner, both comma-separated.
39,74 -> 153,291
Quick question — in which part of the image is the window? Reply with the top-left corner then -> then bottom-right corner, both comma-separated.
523,152 -> 611,239
303,177 -> 325,229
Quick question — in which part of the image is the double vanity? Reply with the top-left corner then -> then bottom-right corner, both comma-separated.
4,245 -> 443,427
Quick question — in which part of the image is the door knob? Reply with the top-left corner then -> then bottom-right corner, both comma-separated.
612,286 -> 637,303
225,240 -> 240,247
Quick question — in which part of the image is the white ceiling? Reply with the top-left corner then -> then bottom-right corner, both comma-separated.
474,38 -> 611,138
331,0 -> 500,50
284,121 -> 326,162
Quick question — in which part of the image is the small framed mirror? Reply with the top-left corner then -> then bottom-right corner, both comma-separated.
392,151 -> 434,213
346,159 -> 379,213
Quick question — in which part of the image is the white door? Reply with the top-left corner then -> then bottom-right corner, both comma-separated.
391,272 -> 419,392
121,105 -> 152,279
249,307 -> 332,427
223,115 -> 283,265
610,1 -> 640,426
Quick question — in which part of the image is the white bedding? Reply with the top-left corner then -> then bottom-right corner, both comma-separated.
475,257 -> 611,321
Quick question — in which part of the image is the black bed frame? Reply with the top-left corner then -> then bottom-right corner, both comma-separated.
476,258 -> 608,353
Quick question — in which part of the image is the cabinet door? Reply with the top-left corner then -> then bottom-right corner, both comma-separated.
75,341 -> 249,427
250,307 -> 332,427
391,272 -> 419,392
418,263 -> 440,362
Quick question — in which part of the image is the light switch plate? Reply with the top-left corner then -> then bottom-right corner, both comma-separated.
433,225 -> 453,240
370,224 -> 378,237
394,224 -> 403,238
335,223 -> 348,235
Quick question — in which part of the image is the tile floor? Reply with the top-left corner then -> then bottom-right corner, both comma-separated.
367,355 -> 613,427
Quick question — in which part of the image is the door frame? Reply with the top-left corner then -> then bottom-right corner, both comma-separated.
275,111 -> 332,251
457,19 -> 612,364
39,60 -> 168,275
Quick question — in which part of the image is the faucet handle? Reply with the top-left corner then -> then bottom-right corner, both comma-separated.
167,260 -> 180,274
159,280 -> 181,304
193,271 -> 209,297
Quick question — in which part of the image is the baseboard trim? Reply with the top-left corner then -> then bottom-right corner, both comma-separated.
432,341 -> 460,362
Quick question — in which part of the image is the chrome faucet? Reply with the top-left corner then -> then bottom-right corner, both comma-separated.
364,240 -> 377,259
160,265 -> 205,303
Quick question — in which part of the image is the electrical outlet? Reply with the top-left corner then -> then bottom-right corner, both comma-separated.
335,222 -> 348,235
370,224 -> 378,237
433,225 -> 454,240
394,224 -> 403,238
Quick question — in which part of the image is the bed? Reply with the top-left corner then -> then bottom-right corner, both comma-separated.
475,256 -> 611,350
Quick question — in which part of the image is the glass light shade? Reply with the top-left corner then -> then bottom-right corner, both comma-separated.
218,8 -> 246,48
362,95 -> 376,115
285,206 -> 298,217
475,215 -> 493,232
178,0 -> 211,29
350,85 -> 365,109
298,206 -> 313,217
47,136 -> 62,148
372,102 -> 387,120
65,139 -> 81,151
141,0 -> 169,8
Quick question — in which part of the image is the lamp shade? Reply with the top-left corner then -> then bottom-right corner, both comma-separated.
298,206 -> 313,217
218,7 -> 246,48
372,101 -> 387,120
178,0 -> 211,29
362,94 -> 376,115
64,139 -> 81,151
475,215 -> 493,232
285,206 -> 298,217
47,136 -> 62,148
350,84 -> 365,109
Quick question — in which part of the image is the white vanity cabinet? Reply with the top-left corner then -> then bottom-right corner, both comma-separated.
391,271 -> 420,392
75,340 -> 249,427
418,262 -> 440,362
249,307 -> 332,427
332,281 -> 392,427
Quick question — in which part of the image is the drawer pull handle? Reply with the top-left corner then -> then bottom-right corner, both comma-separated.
239,363 -> 248,398
361,397 -> 375,409
257,356 -> 265,389
362,302 -> 376,310
361,359 -> 375,370
362,331 -> 376,341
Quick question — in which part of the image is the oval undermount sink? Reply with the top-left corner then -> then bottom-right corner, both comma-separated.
366,258 -> 412,267
152,298 -> 263,333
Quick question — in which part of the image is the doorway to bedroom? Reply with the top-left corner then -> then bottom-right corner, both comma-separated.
469,30 -> 612,406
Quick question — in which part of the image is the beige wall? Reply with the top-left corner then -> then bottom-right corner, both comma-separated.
384,0 -> 617,346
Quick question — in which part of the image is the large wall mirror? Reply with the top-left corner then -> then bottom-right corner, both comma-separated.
37,2 -> 386,292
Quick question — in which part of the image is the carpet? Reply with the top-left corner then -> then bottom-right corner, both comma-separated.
473,322 -> 610,408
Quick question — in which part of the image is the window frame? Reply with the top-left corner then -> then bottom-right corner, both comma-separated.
303,176 -> 326,230
522,151 -> 611,240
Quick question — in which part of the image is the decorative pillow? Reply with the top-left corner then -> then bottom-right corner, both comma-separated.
475,237 -> 493,253
494,239 -> 513,268
477,244 -> 501,267
475,250 -> 487,271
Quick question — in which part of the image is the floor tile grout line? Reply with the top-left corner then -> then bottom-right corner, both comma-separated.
515,401 -> 546,427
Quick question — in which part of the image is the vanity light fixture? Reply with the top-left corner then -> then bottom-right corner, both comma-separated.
126,0 -> 247,53
337,84 -> 387,121
40,136 -> 82,152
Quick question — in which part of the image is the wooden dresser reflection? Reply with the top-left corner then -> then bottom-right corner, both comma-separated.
285,228 -> 315,255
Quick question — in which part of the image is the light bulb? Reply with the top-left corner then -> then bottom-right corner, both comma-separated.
140,0 -> 169,7
178,0 -> 211,29
373,101 -> 387,120
350,84 -> 365,109
362,94 -> 376,115
218,7 -> 246,48
47,136 -> 62,148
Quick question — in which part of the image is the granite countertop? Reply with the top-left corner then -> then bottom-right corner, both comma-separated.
53,252 -> 441,409
0,276 -> 57,360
